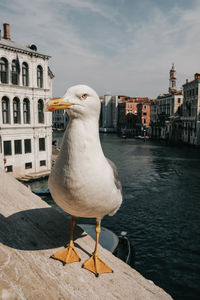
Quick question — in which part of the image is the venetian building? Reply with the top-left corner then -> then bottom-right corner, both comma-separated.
0,23 -> 54,178
182,74 -> 200,145
52,109 -> 69,130
100,94 -> 121,132
150,64 -> 183,141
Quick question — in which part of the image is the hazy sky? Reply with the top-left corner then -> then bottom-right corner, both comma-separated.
0,0 -> 200,98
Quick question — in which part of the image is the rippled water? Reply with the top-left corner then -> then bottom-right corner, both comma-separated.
29,132 -> 200,300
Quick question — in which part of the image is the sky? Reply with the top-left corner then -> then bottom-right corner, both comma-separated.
0,0 -> 200,98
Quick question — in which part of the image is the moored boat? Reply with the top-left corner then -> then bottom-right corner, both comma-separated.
33,189 -> 50,196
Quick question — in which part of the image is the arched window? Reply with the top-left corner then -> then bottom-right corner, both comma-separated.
23,98 -> 30,124
0,57 -> 8,83
22,62 -> 29,86
37,65 -> 43,88
2,96 -> 10,124
11,60 -> 19,85
13,97 -> 21,123
38,99 -> 44,123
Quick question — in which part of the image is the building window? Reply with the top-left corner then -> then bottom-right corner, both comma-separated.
4,141 -> 12,155
178,98 -> 181,103
25,162 -> 32,169
143,112 -> 147,116
38,99 -> 44,123
0,57 -> 8,83
14,140 -> 22,154
23,98 -> 30,124
11,59 -> 19,85
7,165 -> 13,172
2,96 -> 10,124
22,62 -> 29,86
24,139 -> 31,153
144,105 -> 146,109
37,65 -> 43,88
13,97 -> 21,123
143,118 -> 146,124
39,138 -> 45,151
40,160 -> 46,166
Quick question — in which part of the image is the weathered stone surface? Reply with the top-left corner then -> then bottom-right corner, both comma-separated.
0,168 -> 173,300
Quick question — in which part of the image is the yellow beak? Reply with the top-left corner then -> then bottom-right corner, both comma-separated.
44,97 -> 74,112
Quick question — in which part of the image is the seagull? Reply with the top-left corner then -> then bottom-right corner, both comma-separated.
45,85 -> 122,277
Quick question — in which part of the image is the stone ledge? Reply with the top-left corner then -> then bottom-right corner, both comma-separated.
0,168 -> 172,300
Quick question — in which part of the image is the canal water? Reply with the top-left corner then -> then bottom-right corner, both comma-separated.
29,132 -> 200,300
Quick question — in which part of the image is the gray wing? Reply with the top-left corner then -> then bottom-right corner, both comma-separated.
106,158 -> 122,193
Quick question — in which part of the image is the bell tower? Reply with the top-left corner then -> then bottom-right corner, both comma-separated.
169,63 -> 177,93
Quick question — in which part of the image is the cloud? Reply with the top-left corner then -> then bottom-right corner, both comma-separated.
56,0 -> 118,22
0,0 -> 200,97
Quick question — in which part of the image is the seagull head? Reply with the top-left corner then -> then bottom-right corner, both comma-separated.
45,85 -> 100,119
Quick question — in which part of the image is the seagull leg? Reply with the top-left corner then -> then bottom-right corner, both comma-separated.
82,220 -> 113,277
51,216 -> 81,264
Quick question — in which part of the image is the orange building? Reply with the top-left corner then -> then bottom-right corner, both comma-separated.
137,102 -> 151,129
117,97 -> 153,136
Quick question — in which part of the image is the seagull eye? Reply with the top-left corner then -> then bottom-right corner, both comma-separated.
81,93 -> 88,99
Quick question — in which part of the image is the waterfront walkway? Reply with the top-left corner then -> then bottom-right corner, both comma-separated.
18,170 -> 50,182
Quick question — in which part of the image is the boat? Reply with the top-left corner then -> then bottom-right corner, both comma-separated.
136,135 -> 145,139
32,189 -> 50,196
114,231 -> 135,266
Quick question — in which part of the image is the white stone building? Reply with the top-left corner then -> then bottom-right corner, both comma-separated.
0,23 -> 53,178
100,94 -> 121,132
151,91 -> 183,140
150,64 -> 183,141
182,73 -> 200,145
52,109 -> 69,130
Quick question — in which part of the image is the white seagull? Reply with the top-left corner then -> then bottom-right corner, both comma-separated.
45,85 -> 122,276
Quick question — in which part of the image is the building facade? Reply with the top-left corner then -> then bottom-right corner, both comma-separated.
150,64 -> 183,142
137,102 -> 151,130
0,23 -> 53,178
117,97 -> 152,136
100,94 -> 122,132
150,91 -> 183,141
182,73 -> 200,145
52,109 -> 69,130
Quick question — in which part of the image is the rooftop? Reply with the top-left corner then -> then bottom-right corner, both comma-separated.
157,90 -> 182,99
0,23 -> 50,59
183,73 -> 200,86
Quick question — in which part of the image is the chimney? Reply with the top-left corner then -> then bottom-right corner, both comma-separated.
186,79 -> 188,84
3,23 -> 10,39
